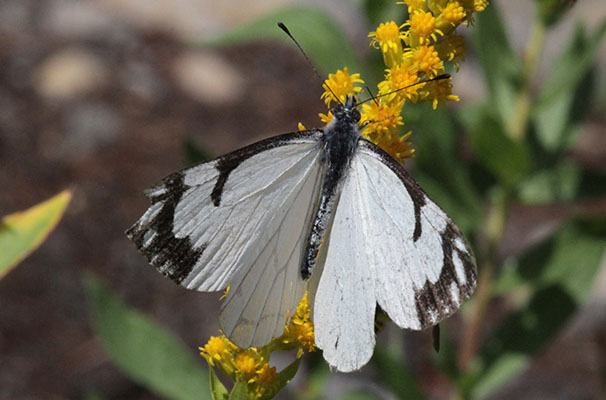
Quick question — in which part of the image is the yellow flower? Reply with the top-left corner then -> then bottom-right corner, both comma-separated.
472,0 -> 488,12
251,364 -> 279,399
397,0 -> 427,13
436,1 -> 467,33
405,45 -> 444,78
360,100 -> 404,136
437,34 -> 466,70
378,62 -> 422,103
405,11 -> 443,47
321,67 -> 364,107
318,111 -> 333,124
200,335 -> 238,376
367,129 -> 415,163
369,21 -> 406,67
234,352 -> 259,377
425,78 -> 460,109
282,292 -> 316,354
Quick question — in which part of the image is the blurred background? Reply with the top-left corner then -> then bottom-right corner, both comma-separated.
1,0 -> 605,399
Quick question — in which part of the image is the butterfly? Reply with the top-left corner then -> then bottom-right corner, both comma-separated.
126,91 -> 477,372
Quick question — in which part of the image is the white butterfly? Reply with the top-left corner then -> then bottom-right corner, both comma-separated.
126,95 -> 477,372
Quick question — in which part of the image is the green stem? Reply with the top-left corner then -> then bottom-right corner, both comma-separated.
458,189 -> 508,374
508,19 -> 546,141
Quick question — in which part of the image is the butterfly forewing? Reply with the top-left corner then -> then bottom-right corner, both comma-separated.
127,130 -> 325,347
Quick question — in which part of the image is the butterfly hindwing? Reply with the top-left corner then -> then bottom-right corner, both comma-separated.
313,139 -> 477,371
127,130 -> 325,347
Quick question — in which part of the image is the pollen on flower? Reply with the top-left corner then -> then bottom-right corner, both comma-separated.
426,78 -> 460,109
405,11 -> 443,46
437,1 -> 466,28
437,34 -> 466,70
200,335 -> 237,376
234,352 -> 258,376
368,129 -> 415,163
360,100 -> 404,136
321,67 -> 364,106
378,62 -> 421,103
251,364 -> 279,400
255,364 -> 278,385
282,292 -> 316,353
472,0 -> 489,12
406,45 -> 444,78
369,21 -> 405,67
397,0 -> 427,13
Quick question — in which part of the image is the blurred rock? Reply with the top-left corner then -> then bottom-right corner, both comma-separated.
42,0 -> 122,40
35,48 -> 109,101
60,102 -> 121,158
171,51 -> 245,105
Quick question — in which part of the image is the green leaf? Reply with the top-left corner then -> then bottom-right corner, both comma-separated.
0,189 -> 72,278
268,357 -> 302,399
472,218 -> 606,397
471,3 -> 523,129
362,0 -> 407,27
183,137 -> 213,165
372,348 -> 425,400
534,22 -> 606,151
85,274 -> 210,400
535,0 -> 576,27
228,380 -> 249,400
209,5 -> 364,78
210,368 -> 229,400
468,113 -> 532,189
518,160 -> 581,204
409,106 -> 483,232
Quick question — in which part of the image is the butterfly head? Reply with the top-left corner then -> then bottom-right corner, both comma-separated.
331,96 -> 361,126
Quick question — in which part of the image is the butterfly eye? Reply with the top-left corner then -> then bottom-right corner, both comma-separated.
351,109 -> 361,123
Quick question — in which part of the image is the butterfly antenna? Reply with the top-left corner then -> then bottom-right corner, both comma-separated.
365,86 -> 380,106
277,22 -> 342,105
359,73 -> 451,105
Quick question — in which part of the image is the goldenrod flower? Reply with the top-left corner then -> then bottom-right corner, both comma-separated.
397,0 -> 428,13
200,335 -> 237,376
369,21 -> 406,67
368,129 -> 415,163
425,78 -> 460,109
436,1 -> 467,33
282,292 -> 316,355
405,45 -> 444,78
321,67 -> 364,106
405,11 -> 443,47
360,100 -> 404,136
377,62 -> 421,103
234,352 -> 259,377
251,364 -> 279,399
437,34 -> 466,70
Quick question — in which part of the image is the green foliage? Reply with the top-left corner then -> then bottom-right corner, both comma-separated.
208,5 -> 365,78
85,274 -> 210,400
0,189 -> 71,278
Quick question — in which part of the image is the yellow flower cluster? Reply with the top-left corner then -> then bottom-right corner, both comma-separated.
200,292 -> 315,399
318,0 -> 487,163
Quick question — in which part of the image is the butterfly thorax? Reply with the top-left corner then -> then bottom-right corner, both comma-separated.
302,96 -> 362,279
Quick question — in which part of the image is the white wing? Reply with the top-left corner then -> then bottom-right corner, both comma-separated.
127,131 -> 324,348
313,140 -> 476,372
313,156 -> 377,372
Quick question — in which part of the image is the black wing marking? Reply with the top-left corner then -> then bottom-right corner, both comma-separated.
126,129 -> 323,286
358,139 -> 477,329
